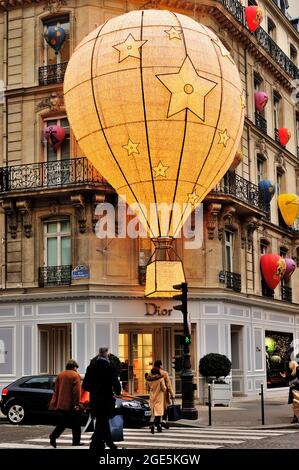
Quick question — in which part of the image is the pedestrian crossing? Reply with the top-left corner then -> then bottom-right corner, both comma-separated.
0,426 -> 295,450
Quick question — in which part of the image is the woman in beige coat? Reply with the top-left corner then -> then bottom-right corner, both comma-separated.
146,367 -> 167,433
154,360 -> 174,429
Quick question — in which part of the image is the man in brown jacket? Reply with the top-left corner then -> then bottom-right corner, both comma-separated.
49,359 -> 81,447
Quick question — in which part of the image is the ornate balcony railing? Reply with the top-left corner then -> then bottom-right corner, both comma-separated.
281,284 -> 292,302
211,171 -> 265,210
262,279 -> 274,298
274,128 -> 280,144
225,271 -> 241,292
255,112 -> 267,134
0,157 -> 104,194
219,0 -> 299,80
38,62 -> 68,86
39,265 -> 72,287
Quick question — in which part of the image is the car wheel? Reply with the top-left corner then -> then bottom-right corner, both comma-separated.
7,403 -> 26,424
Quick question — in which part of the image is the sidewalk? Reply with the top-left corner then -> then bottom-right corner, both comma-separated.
172,393 -> 299,430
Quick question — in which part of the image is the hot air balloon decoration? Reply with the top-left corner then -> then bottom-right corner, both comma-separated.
277,194 -> 299,226
260,254 -> 286,290
278,128 -> 291,147
255,91 -> 268,113
258,180 -> 275,205
64,10 -> 245,297
283,258 -> 296,282
44,26 -> 66,55
229,149 -> 243,172
245,5 -> 264,33
44,125 -> 66,151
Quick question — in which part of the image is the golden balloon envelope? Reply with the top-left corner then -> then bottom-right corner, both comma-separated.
64,10 -> 245,239
278,194 -> 299,226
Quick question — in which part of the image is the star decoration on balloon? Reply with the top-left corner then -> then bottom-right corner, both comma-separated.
113,34 -> 147,62
211,38 -> 235,64
156,56 -> 217,120
218,129 -> 230,147
187,190 -> 200,206
122,138 -> 140,156
153,160 -> 169,178
164,27 -> 182,40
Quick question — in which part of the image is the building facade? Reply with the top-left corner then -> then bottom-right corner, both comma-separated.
0,0 -> 299,399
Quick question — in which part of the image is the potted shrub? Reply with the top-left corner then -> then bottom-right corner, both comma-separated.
199,353 -> 232,406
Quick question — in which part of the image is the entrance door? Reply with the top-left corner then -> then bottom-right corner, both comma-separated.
230,325 -> 244,395
118,332 -> 153,395
39,324 -> 71,374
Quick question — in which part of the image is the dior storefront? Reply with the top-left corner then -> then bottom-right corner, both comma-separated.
0,295 -> 297,398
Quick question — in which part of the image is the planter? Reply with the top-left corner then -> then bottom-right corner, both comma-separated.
204,381 -> 232,406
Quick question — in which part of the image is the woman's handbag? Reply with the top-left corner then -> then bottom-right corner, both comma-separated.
167,399 -> 181,422
109,414 -> 124,442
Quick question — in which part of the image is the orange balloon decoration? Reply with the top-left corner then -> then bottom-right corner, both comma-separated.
277,194 -> 299,226
278,128 -> 291,147
245,5 -> 264,33
260,254 -> 286,290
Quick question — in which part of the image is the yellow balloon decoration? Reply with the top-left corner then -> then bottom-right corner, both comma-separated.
278,194 -> 299,226
64,10 -> 245,239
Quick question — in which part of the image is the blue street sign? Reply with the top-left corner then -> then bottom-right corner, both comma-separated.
72,265 -> 89,279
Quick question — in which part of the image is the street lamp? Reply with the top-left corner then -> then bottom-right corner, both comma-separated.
173,282 -> 198,420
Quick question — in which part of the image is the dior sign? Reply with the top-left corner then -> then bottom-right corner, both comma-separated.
145,303 -> 172,316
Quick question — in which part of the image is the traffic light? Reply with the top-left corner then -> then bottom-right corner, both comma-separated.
172,356 -> 183,372
173,282 -> 190,342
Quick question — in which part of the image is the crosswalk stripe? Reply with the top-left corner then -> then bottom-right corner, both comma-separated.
65,431 -> 266,441
116,441 -> 221,449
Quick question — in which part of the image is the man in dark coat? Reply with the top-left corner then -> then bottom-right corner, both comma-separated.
82,347 -> 121,451
48,359 -> 81,447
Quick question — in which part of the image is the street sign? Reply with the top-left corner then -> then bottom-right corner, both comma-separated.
72,265 -> 89,279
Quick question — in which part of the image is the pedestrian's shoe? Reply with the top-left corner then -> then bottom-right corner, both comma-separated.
49,435 -> 56,448
150,425 -> 155,434
291,416 -> 298,424
156,424 -> 162,433
107,443 -> 118,450
161,421 -> 169,429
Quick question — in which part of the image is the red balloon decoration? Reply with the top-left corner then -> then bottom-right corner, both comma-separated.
245,5 -> 264,33
278,128 -> 291,147
44,125 -> 66,151
260,254 -> 286,290
255,91 -> 268,113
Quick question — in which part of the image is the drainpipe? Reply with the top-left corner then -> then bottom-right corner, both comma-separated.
2,8 -> 8,290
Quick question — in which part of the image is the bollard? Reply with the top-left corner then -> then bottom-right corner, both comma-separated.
208,383 -> 212,426
259,383 -> 265,425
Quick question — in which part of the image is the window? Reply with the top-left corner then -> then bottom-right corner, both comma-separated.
273,93 -> 281,130
280,247 -> 288,258
44,117 -> 70,162
290,44 -> 298,65
268,18 -> 276,41
254,72 -> 263,92
224,231 -> 233,272
21,377 -> 50,389
296,112 -> 299,150
257,157 -> 265,183
276,171 -> 283,196
43,16 -> 70,66
260,241 -> 269,255
44,220 -> 71,267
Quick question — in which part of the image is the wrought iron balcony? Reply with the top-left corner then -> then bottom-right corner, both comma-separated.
219,0 -> 299,80
261,279 -> 274,298
38,62 -> 68,86
274,128 -> 280,144
211,171 -> 265,211
39,265 -> 72,287
0,157 -> 104,194
225,271 -> 241,292
281,284 -> 292,303
255,112 -> 267,134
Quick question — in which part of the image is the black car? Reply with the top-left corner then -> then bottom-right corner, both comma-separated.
0,375 -> 151,427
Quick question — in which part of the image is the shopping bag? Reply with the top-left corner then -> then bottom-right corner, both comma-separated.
109,414 -> 124,442
167,400 -> 181,421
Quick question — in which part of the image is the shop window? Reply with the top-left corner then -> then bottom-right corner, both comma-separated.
44,219 -> 71,267
42,15 -> 70,66
265,330 -> 293,389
